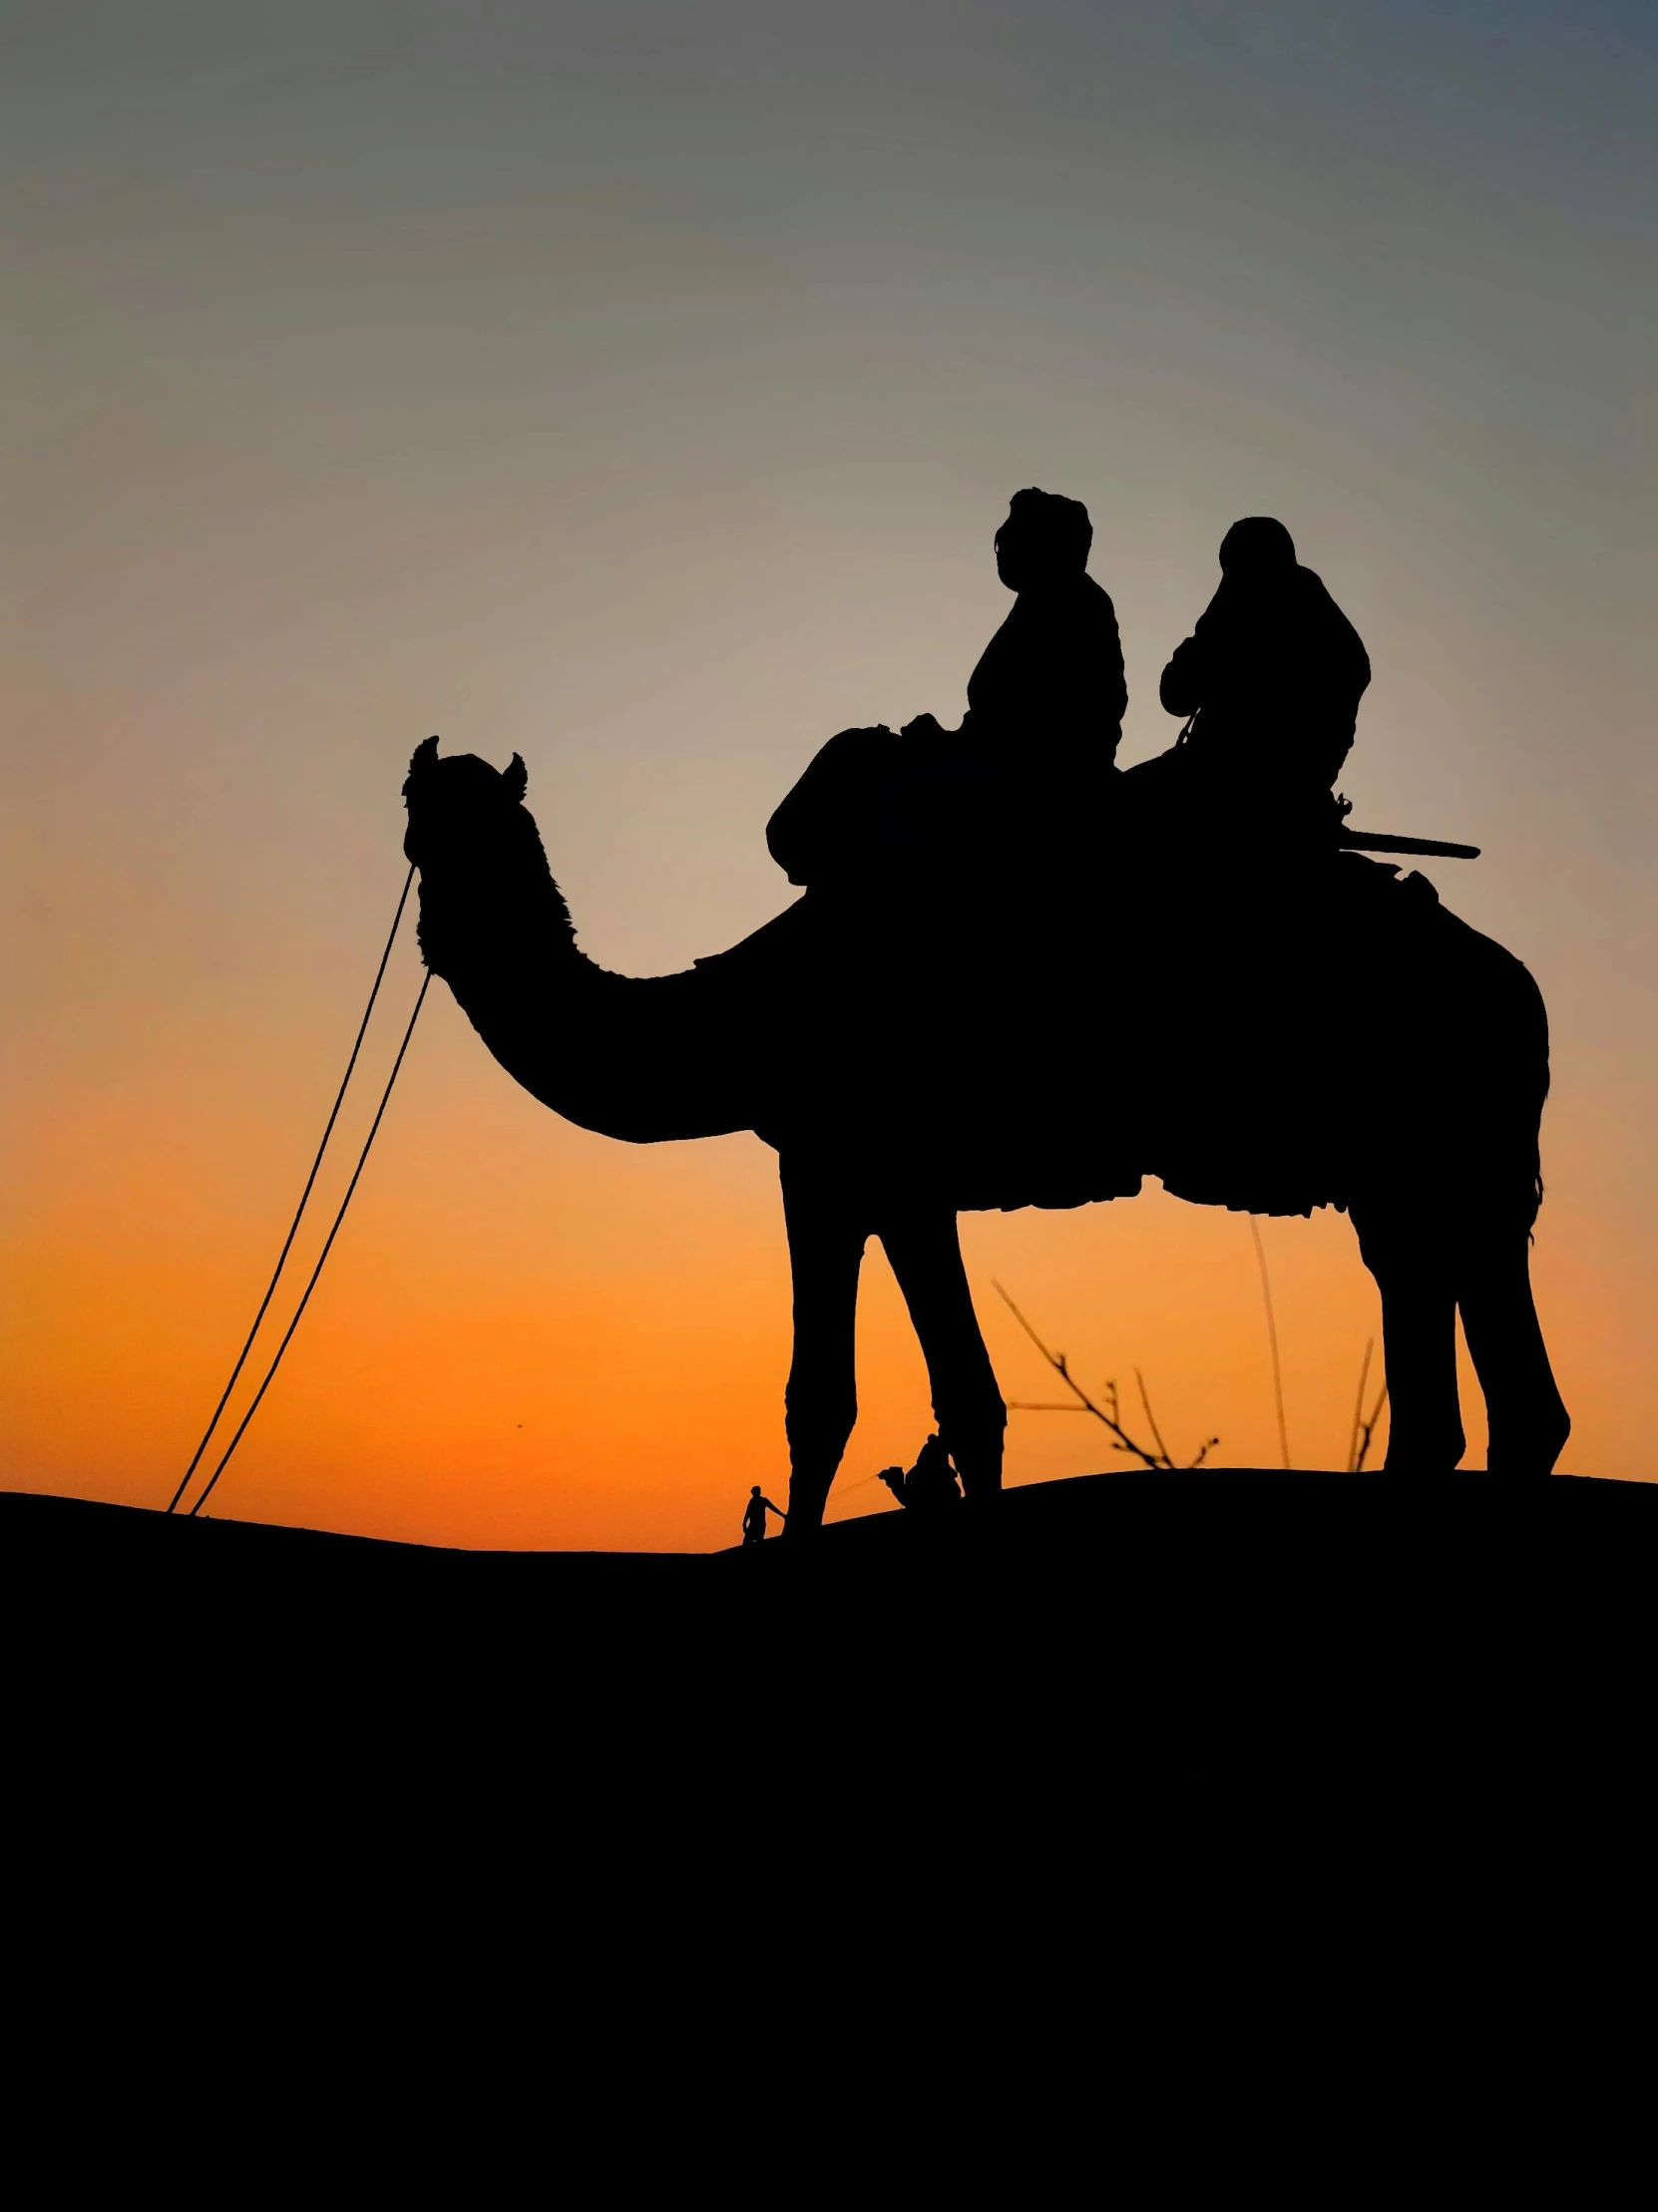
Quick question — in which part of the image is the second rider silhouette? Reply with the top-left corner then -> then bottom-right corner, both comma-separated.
1131,514 -> 1371,854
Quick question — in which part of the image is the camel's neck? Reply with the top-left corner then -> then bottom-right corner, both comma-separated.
413,796 -> 755,1144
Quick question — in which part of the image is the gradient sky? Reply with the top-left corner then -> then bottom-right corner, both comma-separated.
5,1 -> 1653,1548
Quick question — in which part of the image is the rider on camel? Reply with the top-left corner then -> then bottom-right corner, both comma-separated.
920,486 -> 1126,761
766,489 -> 1125,891
1140,515 -> 1371,852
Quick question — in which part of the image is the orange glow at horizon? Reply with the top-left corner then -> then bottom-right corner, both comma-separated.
5,934 -> 1635,1553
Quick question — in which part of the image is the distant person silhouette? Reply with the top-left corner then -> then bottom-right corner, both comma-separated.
741,1486 -> 787,1546
766,489 -> 1124,890
1144,516 -> 1371,846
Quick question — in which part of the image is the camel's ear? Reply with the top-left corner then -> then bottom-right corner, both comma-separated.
503,753 -> 528,803
408,734 -> 440,777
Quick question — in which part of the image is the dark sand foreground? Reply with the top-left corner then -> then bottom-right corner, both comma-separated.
6,1470 -> 1649,1731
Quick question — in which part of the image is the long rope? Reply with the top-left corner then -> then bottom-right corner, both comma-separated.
167,868 -> 416,1513
1248,1215 -> 1292,1470
183,971 -> 431,1520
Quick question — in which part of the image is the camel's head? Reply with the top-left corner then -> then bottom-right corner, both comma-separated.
402,737 -> 571,967
403,736 -> 533,871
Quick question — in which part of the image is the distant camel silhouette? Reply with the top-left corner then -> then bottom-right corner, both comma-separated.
403,738 -> 1569,1530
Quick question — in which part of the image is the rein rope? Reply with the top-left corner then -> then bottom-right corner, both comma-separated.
168,866 -> 427,1517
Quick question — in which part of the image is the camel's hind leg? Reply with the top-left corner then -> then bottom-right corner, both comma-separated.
880,1211 -> 1007,1498
780,1168 -> 869,1534
1458,1235 -> 1570,1474
1355,1215 -> 1465,1472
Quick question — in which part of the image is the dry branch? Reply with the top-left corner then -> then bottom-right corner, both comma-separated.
995,1283 -> 1219,1472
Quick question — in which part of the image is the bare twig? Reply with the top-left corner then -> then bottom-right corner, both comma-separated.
997,1283 -> 1164,1466
1346,1338 -> 1375,1474
1134,1367 -> 1174,1470
1248,1216 -> 1292,1470
1353,1377 -> 1390,1475
995,1283 -> 1217,1471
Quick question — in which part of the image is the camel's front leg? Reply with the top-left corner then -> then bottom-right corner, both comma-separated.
780,1166 -> 869,1534
880,1211 -> 1006,1497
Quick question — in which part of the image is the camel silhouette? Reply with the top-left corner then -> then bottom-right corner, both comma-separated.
402,736 -> 1570,1530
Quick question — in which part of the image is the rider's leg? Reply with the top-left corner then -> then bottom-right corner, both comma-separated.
880,1210 -> 1006,1497
1355,1213 -> 1465,1473
1459,1234 -> 1570,1475
780,1165 -> 870,1534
